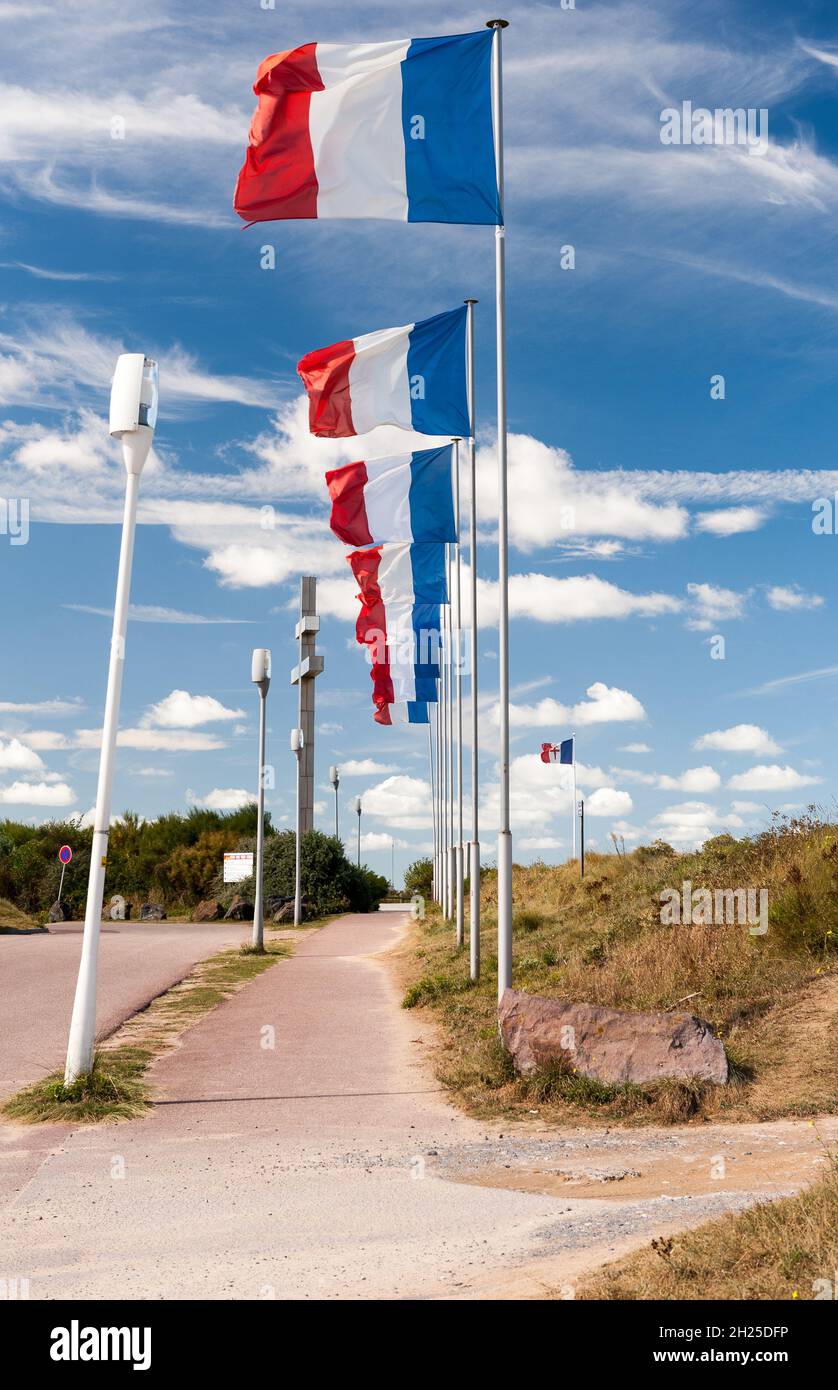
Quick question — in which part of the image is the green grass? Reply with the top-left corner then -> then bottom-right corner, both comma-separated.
2,941 -> 289,1125
399,813 -> 838,1125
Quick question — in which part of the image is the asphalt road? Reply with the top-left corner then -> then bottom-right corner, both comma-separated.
0,921 -> 248,1100
2,911 -> 834,1300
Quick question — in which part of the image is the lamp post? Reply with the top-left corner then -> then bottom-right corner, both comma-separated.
251,648 -> 271,950
64,354 -> 158,1085
329,765 -> 340,838
354,796 -> 362,867
291,727 -> 304,925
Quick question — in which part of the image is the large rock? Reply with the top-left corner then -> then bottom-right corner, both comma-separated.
139,903 -> 167,922
48,900 -> 71,923
271,901 -> 295,924
224,895 -> 253,921
498,988 -> 728,1087
193,898 -> 221,922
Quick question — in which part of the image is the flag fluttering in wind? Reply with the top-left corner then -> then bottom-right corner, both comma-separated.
297,306 -> 468,438
375,701 -> 430,726
349,542 -> 446,713
326,446 -> 455,548
540,737 -> 574,765
233,32 -> 501,226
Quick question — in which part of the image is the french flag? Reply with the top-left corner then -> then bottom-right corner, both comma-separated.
234,31 -> 501,226
298,306 -> 469,439
375,701 -> 430,727
326,446 -> 455,548
349,543 -> 446,710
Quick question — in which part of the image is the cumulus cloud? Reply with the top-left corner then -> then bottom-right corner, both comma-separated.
75,728 -> 226,752
695,724 -> 781,756
695,507 -> 767,535
360,832 -> 409,851
765,585 -> 825,611
341,759 -> 398,776
619,742 -> 652,754
0,737 -> 45,773
585,787 -> 634,816
504,681 -> 646,730
360,775 -> 432,829
141,690 -> 245,729
686,582 -> 749,630
726,764 -> 823,791
186,787 -> 252,811
0,779 -> 75,805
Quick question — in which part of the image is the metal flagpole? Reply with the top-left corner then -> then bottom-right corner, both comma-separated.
446,550 -> 455,923
465,298 -> 481,981
453,438 -> 465,949
435,690 -> 442,903
441,601 -> 451,918
572,730 -> 577,863
428,714 -> 437,903
488,18 -> 512,1002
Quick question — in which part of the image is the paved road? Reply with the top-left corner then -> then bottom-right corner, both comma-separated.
0,921 -> 248,1100
1,912 -> 835,1300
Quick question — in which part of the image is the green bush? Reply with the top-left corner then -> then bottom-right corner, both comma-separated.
214,830 -> 390,916
404,856 -> 433,901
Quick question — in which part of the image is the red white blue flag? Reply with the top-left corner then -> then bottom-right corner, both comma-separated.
234,32 -> 501,226
326,446 -> 455,548
298,307 -> 469,439
349,543 -> 446,711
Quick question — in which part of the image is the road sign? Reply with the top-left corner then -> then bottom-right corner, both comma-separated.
223,852 -> 254,884
58,845 -> 73,865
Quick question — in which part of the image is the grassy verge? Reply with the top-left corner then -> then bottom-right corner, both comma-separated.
577,1156 -> 838,1300
0,896 -> 46,933
3,940 -> 289,1124
399,816 -> 838,1125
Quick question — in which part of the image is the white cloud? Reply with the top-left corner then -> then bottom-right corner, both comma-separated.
0,779 -> 75,805
360,775 -> 432,830
360,832 -> 409,851
656,766 -> 722,793
650,800 -> 745,848
141,690 -> 245,729
0,698 -> 82,715
0,737 -> 45,773
695,507 -> 767,535
65,603 -> 252,625
519,836 -> 565,851
341,759 -> 398,776
619,742 -> 652,754
727,764 -> 823,791
131,767 -> 174,778
75,728 -> 226,752
686,582 -> 748,630
695,724 -> 781,756
505,681 -> 646,729
765,585 -> 825,612
186,787 -> 252,811
585,787 -> 634,816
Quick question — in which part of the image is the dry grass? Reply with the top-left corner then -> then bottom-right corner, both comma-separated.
400,816 -> 838,1125
0,896 -> 45,933
577,1155 -> 838,1300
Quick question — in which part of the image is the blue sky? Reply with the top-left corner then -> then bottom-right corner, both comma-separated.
2,0 -> 838,883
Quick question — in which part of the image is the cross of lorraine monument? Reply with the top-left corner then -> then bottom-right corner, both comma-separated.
291,576 -> 324,835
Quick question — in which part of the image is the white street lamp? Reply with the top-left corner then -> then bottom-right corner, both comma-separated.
354,796 -> 362,868
329,764 -> 340,839
251,648 -> 271,950
64,353 -> 158,1084
291,727 -> 304,925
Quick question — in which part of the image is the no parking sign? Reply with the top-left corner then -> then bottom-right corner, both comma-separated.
58,845 -> 73,866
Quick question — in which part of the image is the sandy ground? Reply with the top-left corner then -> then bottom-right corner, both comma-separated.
1,911 -> 835,1300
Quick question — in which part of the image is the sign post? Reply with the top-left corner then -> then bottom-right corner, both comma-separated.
57,844 -> 73,904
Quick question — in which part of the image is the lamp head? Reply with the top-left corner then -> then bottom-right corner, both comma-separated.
329,765 -> 339,788
109,354 -> 158,476
290,728 -> 304,754
251,647 -> 271,692
354,796 -> 362,816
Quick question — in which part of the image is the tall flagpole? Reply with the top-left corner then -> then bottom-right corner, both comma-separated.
428,714 -> 437,904
453,438 -> 465,949
440,616 -> 449,917
465,298 -> 481,980
572,730 -> 577,863
446,545 -> 455,924
435,689 -> 442,904
488,18 -> 512,1002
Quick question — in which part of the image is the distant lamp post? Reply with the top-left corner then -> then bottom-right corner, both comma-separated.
291,727 -> 305,925
251,648 -> 271,950
64,353 -> 158,1085
354,796 -> 362,868
329,765 -> 340,839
